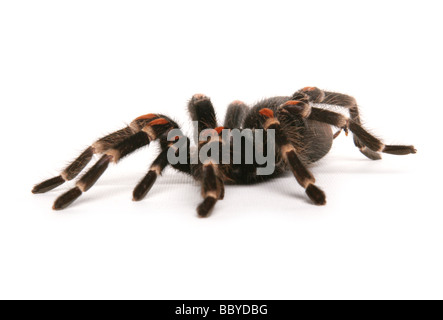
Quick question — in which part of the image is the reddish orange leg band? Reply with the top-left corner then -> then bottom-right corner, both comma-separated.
135,113 -> 158,121
149,118 -> 169,126
259,108 -> 274,118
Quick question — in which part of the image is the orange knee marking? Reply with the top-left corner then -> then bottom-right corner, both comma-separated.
259,108 -> 274,118
282,100 -> 302,106
302,86 -> 316,92
135,113 -> 157,121
149,118 -> 169,126
215,127 -> 225,134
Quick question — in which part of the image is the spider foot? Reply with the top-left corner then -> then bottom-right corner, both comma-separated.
305,184 -> 326,205
197,197 -> 217,218
133,171 -> 157,201
53,187 -> 82,210
32,176 -> 65,194
382,145 -> 417,155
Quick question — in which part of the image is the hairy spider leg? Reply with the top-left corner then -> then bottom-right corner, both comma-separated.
308,108 -> 416,155
32,114 -> 171,194
217,176 -> 225,200
132,130 -> 192,202
52,154 -> 113,210
197,164 -> 220,217
52,117 -> 176,210
224,100 -> 250,129
132,149 -> 169,202
259,108 -> 326,205
188,94 -> 218,143
32,126 -> 136,194
188,94 -> 226,217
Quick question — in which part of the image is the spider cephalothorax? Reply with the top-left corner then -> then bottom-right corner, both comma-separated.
32,87 -> 416,217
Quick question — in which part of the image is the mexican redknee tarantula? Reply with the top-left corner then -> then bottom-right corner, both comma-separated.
32,87 -> 416,217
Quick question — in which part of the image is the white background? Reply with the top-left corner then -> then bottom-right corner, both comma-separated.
1,0 -> 442,299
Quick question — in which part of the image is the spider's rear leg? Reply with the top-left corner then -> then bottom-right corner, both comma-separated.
33,115 -> 164,194
294,87 -> 382,160
308,108 -> 416,156
52,117 -> 175,210
260,108 -> 326,205
32,126 -> 136,194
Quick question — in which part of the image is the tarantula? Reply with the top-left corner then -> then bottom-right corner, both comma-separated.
32,87 -> 416,217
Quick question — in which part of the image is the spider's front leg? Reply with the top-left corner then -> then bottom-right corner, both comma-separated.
188,94 -> 226,217
51,115 -> 177,210
259,107 -> 326,205
32,126 -> 136,194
